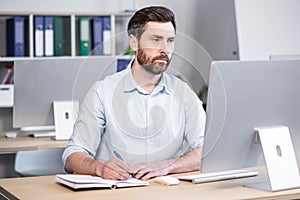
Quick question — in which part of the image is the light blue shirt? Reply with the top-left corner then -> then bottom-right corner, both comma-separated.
63,64 -> 206,165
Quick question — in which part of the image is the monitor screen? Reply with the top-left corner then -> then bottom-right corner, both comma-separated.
201,59 -> 300,173
13,57 -> 116,129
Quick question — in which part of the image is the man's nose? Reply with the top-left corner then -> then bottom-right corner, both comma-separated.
158,41 -> 170,55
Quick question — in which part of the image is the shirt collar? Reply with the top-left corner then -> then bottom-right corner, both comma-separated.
123,60 -> 170,95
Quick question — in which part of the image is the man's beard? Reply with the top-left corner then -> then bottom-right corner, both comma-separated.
137,48 -> 171,75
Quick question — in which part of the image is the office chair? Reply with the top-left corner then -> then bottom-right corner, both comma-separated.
14,148 -> 66,176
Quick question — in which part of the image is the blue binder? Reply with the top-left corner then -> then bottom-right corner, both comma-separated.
6,17 -> 25,57
117,59 -> 131,72
102,16 -> 112,55
91,17 -> 103,55
44,16 -> 54,56
103,16 -> 111,31
34,16 -> 44,56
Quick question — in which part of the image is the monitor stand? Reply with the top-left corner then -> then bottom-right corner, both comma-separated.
245,125 -> 300,192
52,100 -> 79,140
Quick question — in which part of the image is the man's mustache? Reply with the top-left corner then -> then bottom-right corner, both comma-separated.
152,54 -> 170,64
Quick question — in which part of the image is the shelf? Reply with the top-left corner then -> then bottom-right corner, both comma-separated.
0,12 -> 133,58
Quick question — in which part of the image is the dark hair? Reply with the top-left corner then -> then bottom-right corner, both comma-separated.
127,6 -> 176,39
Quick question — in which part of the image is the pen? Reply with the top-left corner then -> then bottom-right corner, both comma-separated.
113,151 -> 135,178
113,150 -> 124,161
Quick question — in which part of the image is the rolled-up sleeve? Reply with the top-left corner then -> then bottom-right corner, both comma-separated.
62,82 -> 105,166
183,83 -> 206,150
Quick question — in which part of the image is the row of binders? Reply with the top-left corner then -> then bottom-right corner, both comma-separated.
78,16 -> 112,56
6,16 -> 71,57
33,16 -> 112,56
34,16 -> 71,57
5,16 -> 112,57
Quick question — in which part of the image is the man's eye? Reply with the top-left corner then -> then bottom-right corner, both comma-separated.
168,38 -> 175,43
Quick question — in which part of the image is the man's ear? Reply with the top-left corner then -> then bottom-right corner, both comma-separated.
128,35 -> 138,51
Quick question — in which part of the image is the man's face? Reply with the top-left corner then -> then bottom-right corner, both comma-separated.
136,22 -> 176,75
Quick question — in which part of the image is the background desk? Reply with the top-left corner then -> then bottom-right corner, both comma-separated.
1,170 -> 300,200
0,133 -> 67,152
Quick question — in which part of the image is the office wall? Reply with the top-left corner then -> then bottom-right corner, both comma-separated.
235,0 -> 300,60
138,0 -> 238,61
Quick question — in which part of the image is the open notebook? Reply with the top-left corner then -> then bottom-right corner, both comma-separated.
177,169 -> 258,184
56,174 -> 149,189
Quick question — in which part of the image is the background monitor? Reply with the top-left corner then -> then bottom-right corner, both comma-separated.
201,59 -> 300,173
13,54 -> 208,131
13,57 -> 116,129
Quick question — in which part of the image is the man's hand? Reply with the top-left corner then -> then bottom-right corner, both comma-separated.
100,157 -> 133,180
65,152 -> 133,181
132,147 -> 202,180
133,160 -> 174,180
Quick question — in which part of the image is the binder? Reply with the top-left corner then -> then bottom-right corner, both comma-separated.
78,17 -> 91,56
117,59 -> 131,72
34,16 -> 44,56
102,16 -> 112,55
24,17 -> 29,56
63,17 -> 71,56
91,17 -> 103,55
44,16 -> 54,56
54,16 -> 64,56
6,17 -> 25,57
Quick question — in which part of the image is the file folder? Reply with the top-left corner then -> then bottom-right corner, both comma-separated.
103,16 -> 112,55
54,16 -> 64,56
91,17 -> 103,55
44,16 -> 54,56
24,18 -> 29,56
63,17 -> 71,56
6,17 -> 25,57
34,16 -> 44,56
78,17 -> 90,56
117,59 -> 131,72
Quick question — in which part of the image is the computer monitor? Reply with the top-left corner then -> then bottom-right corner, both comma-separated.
13,57 -> 116,129
201,59 -> 300,173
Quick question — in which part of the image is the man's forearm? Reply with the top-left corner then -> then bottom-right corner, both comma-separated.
133,147 -> 202,180
167,147 -> 202,174
65,152 -> 104,176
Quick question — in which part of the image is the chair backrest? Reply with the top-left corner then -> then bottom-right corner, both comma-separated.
14,148 -> 66,176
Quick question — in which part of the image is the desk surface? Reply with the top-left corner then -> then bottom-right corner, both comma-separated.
1,170 -> 300,200
0,132 -> 68,152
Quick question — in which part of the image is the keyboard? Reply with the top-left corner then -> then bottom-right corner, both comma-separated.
177,169 -> 258,184
30,132 -> 56,138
